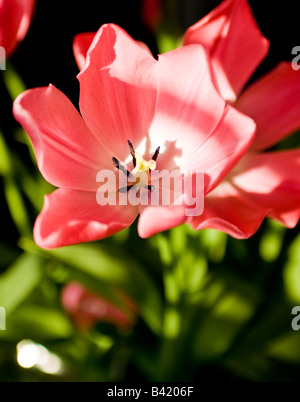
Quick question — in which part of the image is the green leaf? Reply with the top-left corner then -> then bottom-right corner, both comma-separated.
3,177 -> 32,236
201,229 -> 227,263
283,233 -> 300,303
12,153 -> 45,211
259,220 -> 285,262
0,243 -> 20,269
0,304 -> 73,341
0,130 -> 12,175
0,253 -> 43,315
2,62 -> 27,100
192,289 -> 255,360
0,130 -> 32,236
19,238 -> 163,334
156,31 -> 182,53
266,332 -> 300,364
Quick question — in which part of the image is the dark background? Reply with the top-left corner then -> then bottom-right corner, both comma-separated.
9,0 -> 300,103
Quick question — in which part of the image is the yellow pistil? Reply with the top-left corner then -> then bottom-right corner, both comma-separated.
131,152 -> 156,176
113,141 -> 160,193
130,152 -> 156,188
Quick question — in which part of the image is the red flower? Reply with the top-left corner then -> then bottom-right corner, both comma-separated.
141,0 -> 162,32
0,0 -> 36,58
184,0 -> 300,238
61,282 -> 137,330
13,23 -> 255,248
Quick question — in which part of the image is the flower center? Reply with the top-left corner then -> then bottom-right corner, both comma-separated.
112,140 -> 160,193
132,152 -> 156,175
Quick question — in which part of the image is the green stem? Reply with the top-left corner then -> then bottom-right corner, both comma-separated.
156,0 -> 182,53
2,61 -> 26,100
155,232 -> 183,380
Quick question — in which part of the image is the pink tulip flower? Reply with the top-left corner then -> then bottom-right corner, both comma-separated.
0,0 -> 36,59
13,23 -> 256,248
183,0 -> 300,238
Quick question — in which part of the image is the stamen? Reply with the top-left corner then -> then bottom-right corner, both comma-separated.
118,185 -> 135,193
152,146 -> 160,161
127,140 -> 136,168
112,157 -> 131,177
113,142 -> 160,194
119,184 -> 154,193
145,185 -> 155,192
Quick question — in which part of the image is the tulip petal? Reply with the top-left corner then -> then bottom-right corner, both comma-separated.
34,188 -> 138,249
183,0 -> 269,102
178,105 -> 256,194
73,32 -> 95,70
13,84 -> 112,190
0,0 -> 36,56
138,168 -> 205,238
230,151 -> 300,220
149,43 -> 225,171
148,43 -> 255,192
73,32 -> 152,71
138,205 -> 187,238
191,181 -> 266,239
236,62 -> 300,151
15,0 -> 36,41
78,24 -> 158,162
192,150 -> 300,238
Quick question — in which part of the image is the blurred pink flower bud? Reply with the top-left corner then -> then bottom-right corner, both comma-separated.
61,282 -> 137,330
